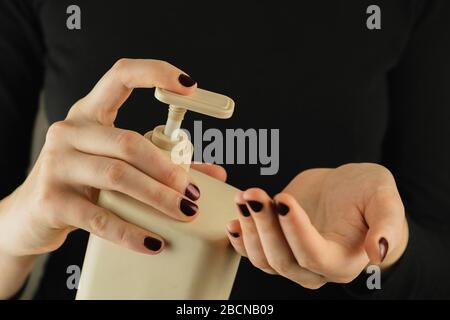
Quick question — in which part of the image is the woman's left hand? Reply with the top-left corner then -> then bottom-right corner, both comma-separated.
227,163 -> 409,289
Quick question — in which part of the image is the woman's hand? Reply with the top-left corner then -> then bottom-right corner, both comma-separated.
0,59 -> 226,259
227,163 -> 409,289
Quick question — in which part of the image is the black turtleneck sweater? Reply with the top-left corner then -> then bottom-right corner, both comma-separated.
1,0 -> 450,299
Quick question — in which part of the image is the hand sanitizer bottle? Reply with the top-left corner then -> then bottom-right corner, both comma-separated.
76,88 -> 241,300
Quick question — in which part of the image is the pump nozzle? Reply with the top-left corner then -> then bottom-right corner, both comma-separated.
155,87 -> 235,141
164,106 -> 186,140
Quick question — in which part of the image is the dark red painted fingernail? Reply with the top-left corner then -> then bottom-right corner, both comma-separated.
185,183 -> 200,201
178,74 -> 197,87
274,201 -> 290,216
238,204 -> 251,217
247,200 -> 264,212
144,237 -> 162,251
228,231 -> 240,238
379,237 -> 389,262
180,198 -> 198,216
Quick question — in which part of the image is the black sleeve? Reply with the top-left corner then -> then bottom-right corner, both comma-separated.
0,0 -> 45,199
345,0 -> 450,299
383,0 -> 450,298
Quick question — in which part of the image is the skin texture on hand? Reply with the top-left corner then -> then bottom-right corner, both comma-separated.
227,163 -> 409,289
0,59 -> 227,299
0,60 -> 407,297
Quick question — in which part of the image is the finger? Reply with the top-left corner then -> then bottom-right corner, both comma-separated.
191,163 -> 227,182
235,192 -> 277,275
274,192 -> 334,275
61,123 -> 200,201
242,188 -> 326,289
63,196 -> 164,254
70,59 -> 197,125
226,219 -> 248,257
364,187 -> 406,265
60,151 -> 199,221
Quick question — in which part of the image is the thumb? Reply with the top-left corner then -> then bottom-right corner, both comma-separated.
363,187 -> 406,265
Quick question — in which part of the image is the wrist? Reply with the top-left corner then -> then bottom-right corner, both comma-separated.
0,193 -> 37,298
0,246 -> 36,300
0,186 -> 36,254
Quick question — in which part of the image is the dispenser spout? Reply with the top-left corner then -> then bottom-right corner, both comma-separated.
164,106 -> 186,141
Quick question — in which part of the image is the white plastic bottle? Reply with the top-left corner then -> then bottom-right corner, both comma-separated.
76,88 -> 241,299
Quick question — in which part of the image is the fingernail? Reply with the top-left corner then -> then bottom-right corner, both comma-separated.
274,201 -> 290,216
237,204 -> 251,217
228,230 -> 240,238
247,200 -> 263,212
144,237 -> 162,251
379,237 -> 389,262
178,74 -> 197,87
180,198 -> 198,216
185,183 -> 200,201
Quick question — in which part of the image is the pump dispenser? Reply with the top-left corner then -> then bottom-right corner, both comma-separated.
76,88 -> 241,300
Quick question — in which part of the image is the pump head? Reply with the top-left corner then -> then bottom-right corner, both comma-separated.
154,87 -> 235,141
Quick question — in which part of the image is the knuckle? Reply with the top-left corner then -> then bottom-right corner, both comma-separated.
105,161 -> 127,186
250,257 -> 271,272
67,100 -> 86,120
113,58 -> 130,72
299,281 -> 324,290
116,131 -> 140,158
372,186 -> 401,208
270,258 -> 294,276
164,166 -> 183,188
89,211 -> 109,236
112,58 -> 133,87
45,121 -> 68,146
149,187 -> 167,206
116,224 -> 130,246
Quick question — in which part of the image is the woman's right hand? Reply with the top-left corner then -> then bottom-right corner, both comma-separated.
0,59 -> 224,258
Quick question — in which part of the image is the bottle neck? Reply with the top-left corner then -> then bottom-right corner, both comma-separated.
144,125 -> 193,172
163,106 -> 186,141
